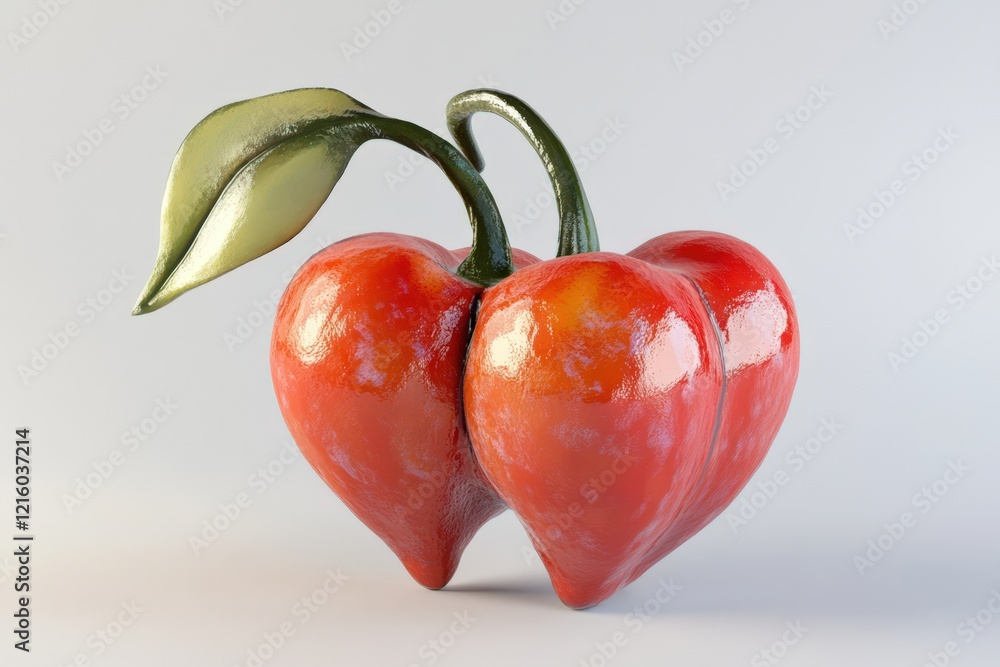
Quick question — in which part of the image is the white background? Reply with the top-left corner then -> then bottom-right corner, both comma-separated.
3,0 -> 1000,665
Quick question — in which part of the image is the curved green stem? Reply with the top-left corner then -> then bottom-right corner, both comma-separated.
356,115 -> 514,286
447,89 -> 599,256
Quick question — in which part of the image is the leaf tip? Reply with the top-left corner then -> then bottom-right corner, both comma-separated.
132,281 -> 170,315
131,297 -> 157,316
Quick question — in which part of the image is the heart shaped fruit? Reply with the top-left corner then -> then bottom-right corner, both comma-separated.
270,233 -> 512,588
464,231 -> 798,608
134,87 -> 799,608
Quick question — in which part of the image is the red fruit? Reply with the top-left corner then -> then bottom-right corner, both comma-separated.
464,231 -> 799,608
270,232 -> 537,589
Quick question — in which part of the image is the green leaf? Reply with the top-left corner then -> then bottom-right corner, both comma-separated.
133,88 -> 514,314
133,88 -> 376,314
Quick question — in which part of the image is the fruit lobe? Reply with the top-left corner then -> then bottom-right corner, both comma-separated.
464,231 -> 799,608
270,232 -> 536,588
464,250 -> 725,608
628,231 -> 799,574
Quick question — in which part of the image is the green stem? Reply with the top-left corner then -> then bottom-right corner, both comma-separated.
356,115 -> 514,286
446,90 -> 599,256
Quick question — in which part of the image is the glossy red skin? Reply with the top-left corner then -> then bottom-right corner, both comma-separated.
628,232 -> 799,575
270,232 -> 537,589
464,231 -> 799,608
